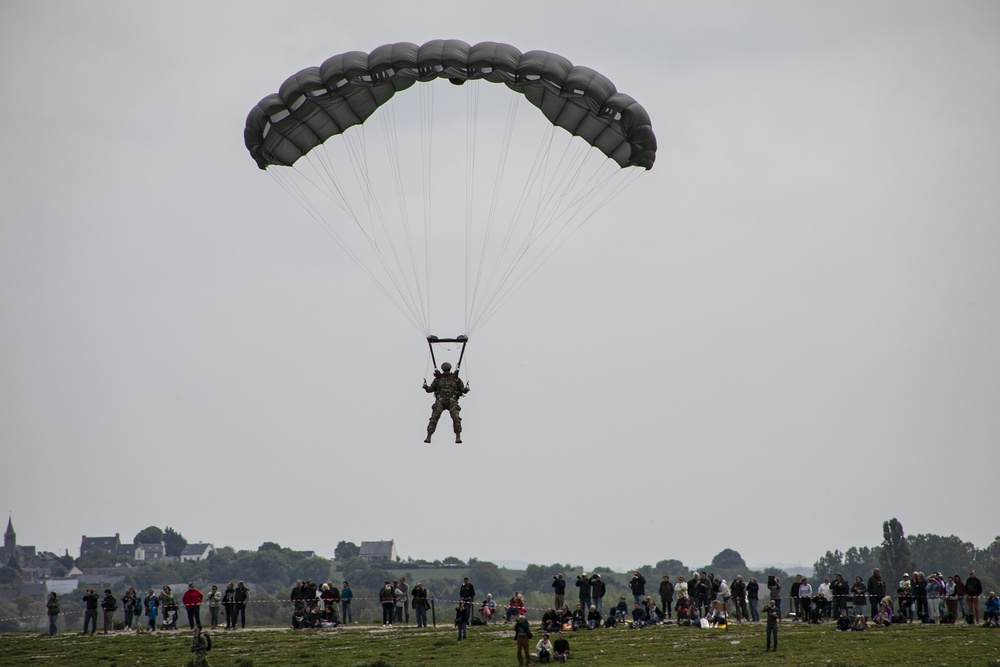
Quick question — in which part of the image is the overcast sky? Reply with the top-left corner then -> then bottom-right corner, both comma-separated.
2,1 -> 998,573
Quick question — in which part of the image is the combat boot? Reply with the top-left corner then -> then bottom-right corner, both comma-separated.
455,433 -> 462,444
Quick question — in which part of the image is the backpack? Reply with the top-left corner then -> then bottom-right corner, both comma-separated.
204,633 -> 212,651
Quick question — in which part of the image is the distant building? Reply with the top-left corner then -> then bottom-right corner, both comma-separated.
2,516 -> 37,569
179,543 -> 214,562
135,542 -> 167,561
359,540 -> 398,564
80,533 -> 122,559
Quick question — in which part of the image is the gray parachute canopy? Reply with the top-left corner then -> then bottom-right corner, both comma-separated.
244,39 -> 656,171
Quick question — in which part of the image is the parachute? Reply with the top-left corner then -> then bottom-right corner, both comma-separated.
244,40 -> 656,367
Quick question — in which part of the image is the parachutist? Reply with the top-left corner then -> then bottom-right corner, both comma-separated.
422,361 -> 469,444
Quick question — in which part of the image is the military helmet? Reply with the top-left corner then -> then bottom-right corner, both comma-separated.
441,362 -> 452,372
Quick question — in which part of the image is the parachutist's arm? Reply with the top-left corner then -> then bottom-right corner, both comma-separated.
423,379 -> 435,393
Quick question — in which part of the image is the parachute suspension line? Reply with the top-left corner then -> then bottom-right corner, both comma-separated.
420,82 -> 435,333
466,123 -> 560,333
312,126 -> 431,334
466,90 -> 521,336
463,81 -> 480,335
266,168 -> 426,334
379,97 -> 431,333
471,166 -> 645,332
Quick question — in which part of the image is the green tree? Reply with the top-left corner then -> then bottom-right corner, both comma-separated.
335,541 -> 360,561
711,549 -> 747,571
133,526 -> 164,545
813,549 -> 844,579
163,526 -> 187,558
878,518 -> 914,586
467,561 -> 510,599
259,542 -> 283,552
908,534 -> 976,576
442,556 -> 466,567
655,559 -> 686,574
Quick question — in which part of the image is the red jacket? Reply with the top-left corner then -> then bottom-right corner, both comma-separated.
183,589 -> 204,610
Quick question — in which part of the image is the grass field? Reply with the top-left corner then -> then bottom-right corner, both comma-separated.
1,620 -> 999,667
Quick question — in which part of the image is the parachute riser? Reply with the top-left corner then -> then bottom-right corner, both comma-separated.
426,334 -> 469,374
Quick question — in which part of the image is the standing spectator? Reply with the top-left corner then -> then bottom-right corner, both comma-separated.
954,573 -> 968,621
659,575 -> 675,619
675,576 -> 688,605
746,577 -> 760,622
290,580 -> 304,610
159,585 -> 177,630
926,573 -> 942,622
121,587 -> 139,631
222,582 -> 235,630
830,573 -> 849,618
945,576 -> 959,622
411,582 -> 430,628
393,579 -> 405,624
867,568 -> 886,620
628,570 -> 646,606
183,583 -> 204,629
100,588 -> 118,634
459,577 -> 476,603
850,576 -> 867,618
552,573 -> 566,610
320,582 -> 340,623
790,575 -> 802,621
897,580 -> 914,622
590,573 -> 606,614
379,581 -> 396,627
966,570 -> 983,624
818,577 -> 833,618
81,588 -> 99,635
514,614 -> 533,666
913,572 -> 928,620
46,592 -> 60,636
718,578 -> 732,604
206,584 -> 222,629
233,581 -> 249,629
302,578 -> 318,607
455,600 -> 470,640
767,576 -> 783,619
765,599 -> 780,652
575,572 -> 591,613
397,576 -> 410,623
798,578 -> 813,622
731,575 -> 749,622
341,581 -> 353,624
146,592 -> 158,632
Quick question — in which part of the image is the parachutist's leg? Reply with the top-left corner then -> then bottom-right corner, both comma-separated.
425,402 -> 443,443
450,403 -> 462,443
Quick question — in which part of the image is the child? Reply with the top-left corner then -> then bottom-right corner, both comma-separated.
455,601 -> 470,640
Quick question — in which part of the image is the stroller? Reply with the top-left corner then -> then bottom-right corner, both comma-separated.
161,602 -> 179,630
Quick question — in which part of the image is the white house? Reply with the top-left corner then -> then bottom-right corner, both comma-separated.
180,543 -> 214,562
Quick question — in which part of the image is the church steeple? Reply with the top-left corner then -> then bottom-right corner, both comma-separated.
3,516 -> 14,549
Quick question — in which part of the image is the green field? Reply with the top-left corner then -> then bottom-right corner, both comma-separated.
1,621 -> 999,667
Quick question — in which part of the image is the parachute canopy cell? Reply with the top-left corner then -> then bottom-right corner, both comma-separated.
244,39 -> 656,171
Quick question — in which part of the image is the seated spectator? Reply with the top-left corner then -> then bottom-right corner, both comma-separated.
587,605 -> 602,629
505,593 -> 526,622
836,608 -> 852,631
985,592 -> 1000,626
631,603 -> 646,628
571,603 -> 585,630
614,597 -> 628,623
553,632 -> 571,662
873,596 -> 893,627
541,608 -> 557,633
292,608 -> 307,629
603,612 -> 617,628
534,634 -> 554,663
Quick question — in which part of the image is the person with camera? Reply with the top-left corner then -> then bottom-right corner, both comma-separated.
575,572 -> 591,612
552,572 -> 566,610
589,574 -> 606,613
628,570 -> 646,606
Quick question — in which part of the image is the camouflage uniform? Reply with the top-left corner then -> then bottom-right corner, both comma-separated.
423,368 -> 468,442
191,630 -> 210,666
